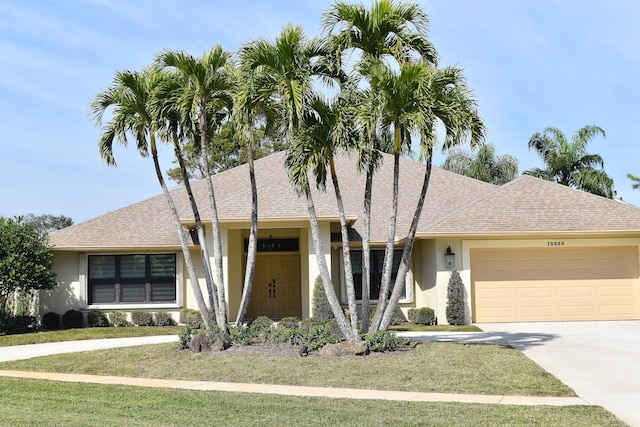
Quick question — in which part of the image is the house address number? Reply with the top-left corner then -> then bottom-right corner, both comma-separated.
547,241 -> 565,247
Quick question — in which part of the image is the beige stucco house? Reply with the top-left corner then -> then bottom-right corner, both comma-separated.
45,151 -> 640,324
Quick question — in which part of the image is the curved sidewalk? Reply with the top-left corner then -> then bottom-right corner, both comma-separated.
0,333 -> 590,407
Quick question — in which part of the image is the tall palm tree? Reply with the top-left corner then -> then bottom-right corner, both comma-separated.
524,125 -> 613,198
442,144 -> 518,185
89,68 -> 213,329
323,0 -> 437,331
378,63 -> 485,330
242,25 -> 358,341
288,93 -> 361,339
157,46 -> 233,329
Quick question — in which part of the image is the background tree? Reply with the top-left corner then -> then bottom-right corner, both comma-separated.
442,144 -> 518,185
524,125 -> 614,198
0,217 -> 57,319
22,214 -> 73,236
627,173 -> 640,190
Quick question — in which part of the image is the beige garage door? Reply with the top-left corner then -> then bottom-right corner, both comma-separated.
471,246 -> 640,322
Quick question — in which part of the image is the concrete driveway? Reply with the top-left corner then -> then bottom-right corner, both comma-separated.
478,321 -> 640,427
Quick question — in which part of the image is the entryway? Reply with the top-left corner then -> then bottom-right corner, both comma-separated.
245,253 -> 301,319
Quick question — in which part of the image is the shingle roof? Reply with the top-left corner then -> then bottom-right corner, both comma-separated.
50,151 -> 640,250
425,174 -> 640,236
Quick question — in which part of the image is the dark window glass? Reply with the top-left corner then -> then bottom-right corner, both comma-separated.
351,249 -> 405,300
88,254 -> 176,304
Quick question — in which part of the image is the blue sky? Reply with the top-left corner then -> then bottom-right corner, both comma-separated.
1,0 -> 639,223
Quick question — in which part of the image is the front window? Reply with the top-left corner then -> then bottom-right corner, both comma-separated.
88,254 -> 176,304
350,249 -> 405,300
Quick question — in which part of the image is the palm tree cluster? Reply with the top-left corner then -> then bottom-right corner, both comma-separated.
89,0 -> 485,340
442,144 -> 518,185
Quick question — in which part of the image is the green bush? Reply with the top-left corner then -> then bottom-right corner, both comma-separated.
312,275 -> 334,322
41,312 -> 60,330
268,326 -> 302,345
446,270 -> 466,325
62,309 -> 83,329
299,316 -> 325,333
302,324 -> 342,351
87,310 -> 110,327
365,330 -> 404,352
276,317 -> 300,329
131,311 -> 155,327
178,326 -> 195,350
180,309 -> 204,330
408,307 -> 435,325
248,316 -> 274,343
154,312 -> 177,326
109,311 -> 130,327
229,324 -> 251,345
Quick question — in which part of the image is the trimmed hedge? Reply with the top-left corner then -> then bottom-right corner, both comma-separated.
41,312 -> 60,330
408,307 -> 436,325
87,310 -> 110,327
62,309 -> 83,329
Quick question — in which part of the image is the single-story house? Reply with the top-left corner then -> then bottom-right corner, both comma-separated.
45,151 -> 640,324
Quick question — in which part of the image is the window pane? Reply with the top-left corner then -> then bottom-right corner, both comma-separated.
89,256 -> 115,279
91,283 -> 115,304
121,283 -> 145,302
151,281 -> 176,302
120,255 -> 146,278
150,254 -> 176,277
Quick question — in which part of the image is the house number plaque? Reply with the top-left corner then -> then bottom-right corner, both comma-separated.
547,241 -> 565,247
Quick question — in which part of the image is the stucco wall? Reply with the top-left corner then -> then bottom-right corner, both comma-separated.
42,251 -> 83,315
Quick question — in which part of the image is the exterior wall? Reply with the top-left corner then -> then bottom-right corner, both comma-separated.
412,239 -> 437,318
429,238 -> 464,324
42,251 -> 83,315
307,223 -> 333,319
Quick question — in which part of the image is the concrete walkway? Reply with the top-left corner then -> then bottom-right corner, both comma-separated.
0,334 -> 591,407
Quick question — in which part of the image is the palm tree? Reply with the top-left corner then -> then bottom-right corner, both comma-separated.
89,68 -> 213,329
157,46 -> 233,329
442,144 -> 518,185
524,125 -> 613,198
378,63 -> 485,330
242,25 -> 358,341
628,173 -> 640,190
323,0 -> 438,331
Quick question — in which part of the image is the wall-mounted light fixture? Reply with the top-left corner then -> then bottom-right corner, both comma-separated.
445,246 -> 455,269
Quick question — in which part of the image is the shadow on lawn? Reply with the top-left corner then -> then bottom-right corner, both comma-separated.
398,330 -> 559,351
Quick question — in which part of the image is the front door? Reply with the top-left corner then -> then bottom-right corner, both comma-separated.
245,254 -> 301,319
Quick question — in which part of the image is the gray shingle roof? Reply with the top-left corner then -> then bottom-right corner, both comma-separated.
50,151 -> 640,250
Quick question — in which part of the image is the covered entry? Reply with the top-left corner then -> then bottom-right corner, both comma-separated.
471,246 -> 640,322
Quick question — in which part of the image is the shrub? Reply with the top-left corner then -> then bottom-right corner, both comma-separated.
312,275 -> 334,322
109,311 -> 130,327
154,312 -> 177,326
299,316 -> 325,333
131,311 -> 155,327
178,326 -> 195,350
302,324 -> 342,351
1,315 -> 38,334
408,307 -> 436,325
446,270 -> 466,325
62,309 -> 83,329
87,310 -> 110,327
229,324 -> 251,345
268,326 -> 301,345
276,317 -> 300,329
41,312 -> 60,330
248,316 -> 274,343
366,330 -> 404,352
180,309 -> 204,330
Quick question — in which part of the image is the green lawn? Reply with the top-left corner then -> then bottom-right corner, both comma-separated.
0,328 -> 627,426
0,377 -> 625,427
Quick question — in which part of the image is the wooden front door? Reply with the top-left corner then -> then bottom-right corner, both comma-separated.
246,254 -> 301,319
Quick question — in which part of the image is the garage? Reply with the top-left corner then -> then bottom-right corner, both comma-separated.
471,246 -> 640,322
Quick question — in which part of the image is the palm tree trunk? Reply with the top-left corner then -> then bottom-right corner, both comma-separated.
235,143 -> 258,325
199,108 -> 227,330
380,148 -> 433,330
369,149 -> 400,333
172,131 -> 218,325
329,157 -> 359,338
360,166 -> 373,332
304,178 -> 357,342
150,136 -> 213,329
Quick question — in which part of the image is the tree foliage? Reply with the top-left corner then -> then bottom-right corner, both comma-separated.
524,125 -> 614,198
0,217 -> 57,315
22,214 -> 73,236
627,173 -> 640,190
442,144 -> 518,185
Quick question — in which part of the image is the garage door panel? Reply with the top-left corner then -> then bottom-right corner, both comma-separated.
472,246 -> 640,322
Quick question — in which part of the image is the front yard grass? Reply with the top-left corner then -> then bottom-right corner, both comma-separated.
0,377 -> 625,427
1,341 -> 573,396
